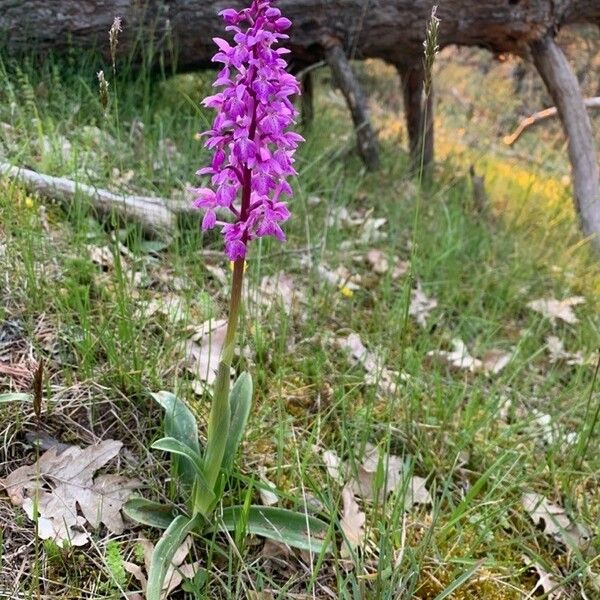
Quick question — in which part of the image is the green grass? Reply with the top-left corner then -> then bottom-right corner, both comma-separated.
1,48 -> 599,599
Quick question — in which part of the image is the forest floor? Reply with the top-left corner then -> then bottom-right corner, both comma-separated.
0,42 -> 599,599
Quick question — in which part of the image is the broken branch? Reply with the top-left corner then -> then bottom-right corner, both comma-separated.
504,97 -> 600,146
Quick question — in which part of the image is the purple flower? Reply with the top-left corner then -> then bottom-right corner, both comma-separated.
194,0 -> 302,261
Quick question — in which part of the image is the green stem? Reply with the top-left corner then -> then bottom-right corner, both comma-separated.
222,259 -> 245,366
198,255 -> 246,514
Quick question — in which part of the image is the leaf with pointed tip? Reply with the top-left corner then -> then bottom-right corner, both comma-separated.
123,497 -> 177,529
147,513 -> 202,600
152,392 -> 200,488
215,506 -> 330,554
151,437 -> 215,509
222,372 -> 253,471
0,393 -> 32,403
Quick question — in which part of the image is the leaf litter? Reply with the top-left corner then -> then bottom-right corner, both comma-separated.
336,332 -> 407,395
527,296 -> 585,325
428,339 -> 512,375
184,318 -> 228,388
1,439 -> 139,546
409,281 -> 438,327
124,535 -> 200,600
522,492 -> 591,549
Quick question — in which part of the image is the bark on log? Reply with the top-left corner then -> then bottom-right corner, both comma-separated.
397,63 -> 434,173
325,41 -> 380,171
1,1 -> 599,71
531,35 -> 600,249
504,97 -> 600,146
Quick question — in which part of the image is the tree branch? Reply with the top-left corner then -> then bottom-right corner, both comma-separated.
504,97 -> 600,146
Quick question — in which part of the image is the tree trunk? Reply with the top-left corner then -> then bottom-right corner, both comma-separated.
325,41 -> 380,171
398,63 -> 434,174
531,34 -> 600,250
300,71 -> 315,129
1,1 -> 599,72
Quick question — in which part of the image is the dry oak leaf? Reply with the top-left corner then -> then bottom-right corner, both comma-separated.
349,443 -> 404,502
1,439 -> 139,546
546,335 -> 586,366
257,272 -> 302,316
527,296 -> 585,325
405,475 -> 433,510
409,282 -> 438,327
142,294 -> 188,323
337,333 -> 406,396
124,535 -> 200,600
184,318 -> 228,387
522,555 -> 564,599
481,349 -> 512,374
522,492 -> 590,549
340,485 -> 366,556
87,245 -> 114,269
365,249 -> 389,275
428,339 -> 482,373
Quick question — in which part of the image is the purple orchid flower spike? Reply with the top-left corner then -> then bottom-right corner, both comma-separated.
193,0 -> 303,261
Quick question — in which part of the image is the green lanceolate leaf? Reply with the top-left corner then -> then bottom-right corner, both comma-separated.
152,391 -> 200,488
147,513 -> 202,600
151,437 -> 215,510
123,497 -> 177,529
0,393 -> 32,403
203,361 -> 231,489
216,506 -> 330,554
222,372 -> 253,471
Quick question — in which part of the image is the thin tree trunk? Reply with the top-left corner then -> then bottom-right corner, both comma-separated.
531,34 -> 600,250
324,41 -> 380,171
300,71 -> 315,129
398,63 -> 434,173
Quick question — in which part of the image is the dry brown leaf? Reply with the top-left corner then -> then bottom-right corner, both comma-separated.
257,273 -> 302,316
340,485 -> 365,556
522,492 -> 590,549
546,335 -> 585,365
481,349 -> 512,374
322,449 -> 343,483
365,249 -> 389,274
527,296 -> 585,325
261,538 -> 291,559
318,264 -> 361,292
349,444 -> 404,502
531,410 -> 577,446
404,476 -> 433,510
126,535 -> 200,599
522,555 -> 564,599
428,339 -> 482,372
258,466 -> 279,506
184,319 -> 228,386
391,260 -> 410,280
337,333 -> 405,396
204,263 -> 228,285
87,245 -> 114,269
409,282 -> 438,327
1,440 -> 139,546
143,294 -> 187,323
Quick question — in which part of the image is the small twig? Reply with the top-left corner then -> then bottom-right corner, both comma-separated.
503,97 -> 600,146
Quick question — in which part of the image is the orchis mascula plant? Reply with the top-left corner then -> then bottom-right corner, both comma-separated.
124,3 -> 328,598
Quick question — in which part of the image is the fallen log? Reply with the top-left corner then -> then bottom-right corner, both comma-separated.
0,162 -> 178,237
504,97 -> 600,146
